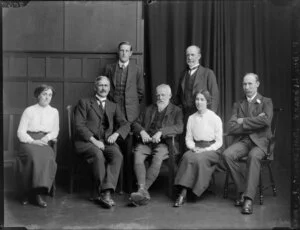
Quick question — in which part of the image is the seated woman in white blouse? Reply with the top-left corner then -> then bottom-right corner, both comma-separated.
173,89 -> 223,207
16,84 -> 59,208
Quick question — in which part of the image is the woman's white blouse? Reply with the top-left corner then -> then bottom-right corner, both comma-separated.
185,109 -> 223,151
17,104 -> 59,143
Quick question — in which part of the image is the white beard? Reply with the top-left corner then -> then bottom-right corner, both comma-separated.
157,101 -> 168,112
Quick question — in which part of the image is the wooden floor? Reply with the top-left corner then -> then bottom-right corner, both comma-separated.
4,162 -> 291,229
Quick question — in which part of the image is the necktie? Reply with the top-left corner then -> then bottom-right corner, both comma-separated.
120,64 -> 125,69
100,100 -> 105,109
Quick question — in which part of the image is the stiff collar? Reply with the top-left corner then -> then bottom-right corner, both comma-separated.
246,93 -> 257,103
118,60 -> 129,68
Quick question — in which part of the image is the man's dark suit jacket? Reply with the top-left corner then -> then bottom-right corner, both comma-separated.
104,62 -> 144,122
74,97 -> 130,153
175,65 -> 219,113
132,103 -> 184,139
227,93 -> 273,154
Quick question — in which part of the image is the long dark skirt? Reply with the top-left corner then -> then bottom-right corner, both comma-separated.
174,141 -> 222,197
16,132 -> 57,194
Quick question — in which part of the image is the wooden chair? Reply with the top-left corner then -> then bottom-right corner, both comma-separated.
66,105 -> 124,198
223,108 -> 283,205
4,113 -> 57,197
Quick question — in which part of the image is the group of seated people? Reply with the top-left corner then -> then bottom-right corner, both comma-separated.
15,42 -> 273,216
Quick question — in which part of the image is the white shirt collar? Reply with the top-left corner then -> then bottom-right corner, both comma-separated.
189,64 -> 200,70
95,94 -> 106,102
247,93 -> 257,103
119,60 -> 129,68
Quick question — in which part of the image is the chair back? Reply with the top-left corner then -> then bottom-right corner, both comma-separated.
267,108 -> 283,159
66,105 -> 76,141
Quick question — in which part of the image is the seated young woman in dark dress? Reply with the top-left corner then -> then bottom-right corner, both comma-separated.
16,84 -> 59,208
174,89 -> 223,207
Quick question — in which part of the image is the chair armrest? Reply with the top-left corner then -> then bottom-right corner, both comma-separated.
267,135 -> 276,157
49,139 -> 58,157
162,135 -> 177,157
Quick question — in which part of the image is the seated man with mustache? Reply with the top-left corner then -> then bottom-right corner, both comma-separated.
129,84 -> 184,206
74,76 -> 130,209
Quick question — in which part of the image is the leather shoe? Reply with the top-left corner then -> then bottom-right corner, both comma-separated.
241,199 -> 253,214
129,188 -> 150,206
95,191 -> 113,209
235,193 -> 245,207
21,196 -> 29,206
35,195 -> 47,208
173,195 -> 185,207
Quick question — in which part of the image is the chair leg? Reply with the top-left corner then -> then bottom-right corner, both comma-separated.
259,167 -> 264,205
168,157 -> 176,200
267,163 -> 277,196
223,171 -> 229,198
69,166 -> 75,194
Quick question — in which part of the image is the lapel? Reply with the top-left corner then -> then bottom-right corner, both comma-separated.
125,62 -> 134,91
90,97 -> 103,119
111,63 -> 118,88
104,100 -> 113,122
239,98 -> 248,116
180,70 -> 189,93
149,104 -> 157,126
162,103 -> 173,123
192,65 -> 205,95
249,93 -> 263,115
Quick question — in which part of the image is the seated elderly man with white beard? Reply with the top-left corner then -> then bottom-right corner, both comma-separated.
129,84 -> 183,206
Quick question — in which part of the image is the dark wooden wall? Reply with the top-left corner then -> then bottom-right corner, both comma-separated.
3,1 -> 144,177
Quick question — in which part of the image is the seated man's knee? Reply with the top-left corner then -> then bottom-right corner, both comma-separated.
248,149 -> 264,161
114,149 -> 123,161
222,147 -> 236,161
152,154 -> 165,166
92,150 -> 105,162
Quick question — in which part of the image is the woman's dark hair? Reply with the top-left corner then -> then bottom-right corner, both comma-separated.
193,89 -> 212,108
34,84 -> 55,98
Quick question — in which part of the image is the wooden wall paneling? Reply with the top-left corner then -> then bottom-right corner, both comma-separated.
85,57 -> 102,80
3,56 -> 9,77
64,1 -> 139,52
3,82 -> 28,111
136,1 -> 144,53
46,57 -> 64,78
64,57 -> 83,79
9,56 -> 27,77
99,55 -> 117,74
28,57 -> 46,77
3,1 -> 64,51
64,82 -> 95,107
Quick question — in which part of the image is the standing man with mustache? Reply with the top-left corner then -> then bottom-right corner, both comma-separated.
128,84 -> 183,206
74,76 -> 130,209
175,45 -> 219,119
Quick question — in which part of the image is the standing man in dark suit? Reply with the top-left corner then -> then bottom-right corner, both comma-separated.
222,73 -> 273,215
129,84 -> 183,206
74,76 -> 130,209
175,45 -> 219,119
103,41 -> 144,123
